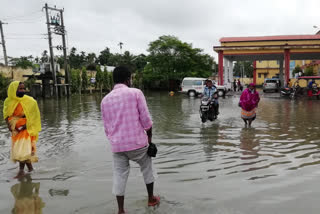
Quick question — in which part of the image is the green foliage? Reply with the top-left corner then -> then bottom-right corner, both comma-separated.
95,65 -> 103,90
133,70 -> 143,89
24,77 -> 36,91
10,56 -> 34,69
292,65 -> 302,76
133,54 -> 147,72
108,71 -> 114,89
145,35 -> 214,89
102,68 -> 109,90
102,67 -> 113,91
304,66 -> 314,76
0,73 -> 11,99
81,67 -> 88,91
233,61 -> 253,77
98,47 -> 112,65
70,69 -> 81,93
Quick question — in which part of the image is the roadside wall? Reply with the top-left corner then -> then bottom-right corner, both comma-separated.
0,65 -> 67,82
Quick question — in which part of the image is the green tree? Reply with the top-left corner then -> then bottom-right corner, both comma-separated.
133,54 -> 147,72
98,47 -> 112,65
10,56 -> 33,69
133,69 -> 143,89
70,69 -> 81,93
0,73 -> 11,98
68,47 -> 87,69
81,67 -> 88,91
96,65 -> 103,93
145,35 -> 214,89
86,53 -> 97,70
304,66 -> 314,76
102,68 -> 111,91
233,61 -> 253,77
292,65 -> 302,77
108,70 -> 114,89
24,77 -> 36,90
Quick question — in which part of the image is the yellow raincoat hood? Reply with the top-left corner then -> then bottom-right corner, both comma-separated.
3,81 -> 41,141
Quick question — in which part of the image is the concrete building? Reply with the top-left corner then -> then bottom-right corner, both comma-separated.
214,34 -> 320,86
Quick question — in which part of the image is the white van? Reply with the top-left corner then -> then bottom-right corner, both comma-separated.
180,77 -> 227,97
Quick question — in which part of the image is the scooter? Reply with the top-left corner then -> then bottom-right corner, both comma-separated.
280,87 -> 292,97
290,84 -> 303,99
200,93 -> 218,123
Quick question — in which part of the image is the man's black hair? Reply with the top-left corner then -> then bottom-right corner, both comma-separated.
113,66 -> 132,84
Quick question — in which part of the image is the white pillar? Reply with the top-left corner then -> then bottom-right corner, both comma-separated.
223,58 -> 233,88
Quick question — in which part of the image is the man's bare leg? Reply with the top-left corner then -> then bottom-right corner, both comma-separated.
116,196 -> 125,214
146,182 -> 160,206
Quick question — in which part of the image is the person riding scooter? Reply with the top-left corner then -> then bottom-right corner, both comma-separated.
202,80 -> 219,116
308,79 -> 318,96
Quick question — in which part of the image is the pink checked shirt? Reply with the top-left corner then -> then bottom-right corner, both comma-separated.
101,84 -> 153,153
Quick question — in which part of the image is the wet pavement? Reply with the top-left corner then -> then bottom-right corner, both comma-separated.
1,91 -> 320,214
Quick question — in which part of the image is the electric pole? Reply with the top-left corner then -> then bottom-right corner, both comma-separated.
0,21 -> 8,66
59,9 -> 70,96
44,3 -> 58,97
44,3 -> 70,97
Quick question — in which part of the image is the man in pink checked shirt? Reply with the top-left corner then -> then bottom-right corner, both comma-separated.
101,66 -> 160,214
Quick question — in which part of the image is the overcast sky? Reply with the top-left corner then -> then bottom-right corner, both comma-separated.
1,0 -> 320,62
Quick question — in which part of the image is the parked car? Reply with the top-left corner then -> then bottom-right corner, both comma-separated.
180,77 -> 227,97
263,78 -> 280,92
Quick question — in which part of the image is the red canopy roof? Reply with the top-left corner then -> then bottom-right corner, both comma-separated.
298,76 -> 320,79
220,35 -> 320,43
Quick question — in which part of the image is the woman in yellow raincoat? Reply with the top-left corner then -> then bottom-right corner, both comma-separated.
3,81 -> 41,177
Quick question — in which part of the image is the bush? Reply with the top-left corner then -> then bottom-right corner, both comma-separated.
24,77 -> 36,91
0,73 -> 11,99
102,67 -> 113,91
81,67 -> 88,91
95,66 -> 103,90
304,66 -> 314,76
292,65 -> 302,77
70,69 -> 81,93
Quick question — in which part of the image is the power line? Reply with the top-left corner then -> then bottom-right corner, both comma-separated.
7,33 -> 47,36
2,10 -> 42,21
8,20 -> 43,24
7,15 -> 45,24
6,37 -> 46,40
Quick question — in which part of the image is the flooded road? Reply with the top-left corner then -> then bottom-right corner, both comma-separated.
1,91 -> 320,214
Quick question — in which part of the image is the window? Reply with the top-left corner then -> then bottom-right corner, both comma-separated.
266,80 -> 277,83
182,80 -> 202,86
182,80 -> 193,86
258,73 -> 261,78
194,80 -> 202,86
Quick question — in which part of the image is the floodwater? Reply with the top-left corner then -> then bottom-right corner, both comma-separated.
1,91 -> 320,214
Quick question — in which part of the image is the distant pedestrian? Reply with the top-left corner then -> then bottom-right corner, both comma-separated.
307,79 -> 316,96
101,66 -> 160,214
237,79 -> 243,91
3,81 -> 41,178
233,79 -> 237,92
239,83 -> 260,127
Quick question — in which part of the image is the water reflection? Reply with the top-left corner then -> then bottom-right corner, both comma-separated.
240,128 -> 260,160
2,92 -> 320,213
199,123 -> 220,157
11,174 -> 45,214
